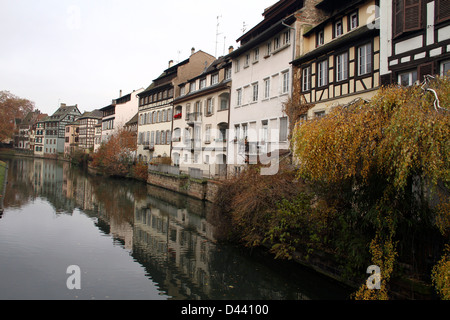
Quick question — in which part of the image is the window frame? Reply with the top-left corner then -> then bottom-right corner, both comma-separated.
334,18 -> 344,38
302,65 -> 311,92
348,11 -> 359,31
357,42 -> 373,77
317,59 -> 329,88
316,29 -> 324,47
398,69 -> 418,86
335,51 -> 349,82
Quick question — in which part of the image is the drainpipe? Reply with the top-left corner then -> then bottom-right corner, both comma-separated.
282,18 -> 296,152
282,18 -> 296,93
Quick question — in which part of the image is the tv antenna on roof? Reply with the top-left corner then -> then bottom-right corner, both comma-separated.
215,15 -> 222,58
242,22 -> 247,34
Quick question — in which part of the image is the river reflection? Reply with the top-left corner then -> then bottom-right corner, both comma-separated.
0,156 -> 351,300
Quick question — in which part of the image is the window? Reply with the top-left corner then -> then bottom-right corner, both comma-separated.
274,35 -> 281,50
253,48 -> 259,62
316,30 -> 324,47
205,125 -> 211,143
220,93 -> 229,110
358,43 -> 372,76
334,19 -> 343,38
441,60 -> 450,76
166,130 -> 171,145
252,83 -> 259,102
398,69 -> 418,86
190,82 -> 196,92
235,59 -> 240,72
315,111 -> 326,118
234,125 -> 240,141
349,12 -> 359,30
302,66 -> 311,92
206,98 -> 213,115
244,53 -> 250,67
266,42 -> 272,56
200,78 -> 206,89
282,30 -> 291,45
336,52 -> 348,82
436,0 -> 450,23
282,71 -> 290,93
279,117 -> 288,142
237,89 -> 242,106
225,67 -> 232,80
393,0 -> 422,38
317,60 -> 328,87
261,120 -> 268,143
180,85 -> 185,96
211,73 -> 219,85
264,78 -> 270,99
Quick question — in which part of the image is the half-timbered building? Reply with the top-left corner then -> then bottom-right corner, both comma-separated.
292,0 -> 381,119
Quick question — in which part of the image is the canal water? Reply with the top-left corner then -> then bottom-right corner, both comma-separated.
0,156 -> 351,300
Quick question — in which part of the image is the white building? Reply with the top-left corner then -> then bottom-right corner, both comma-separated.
100,88 -> 143,145
227,2 -> 300,175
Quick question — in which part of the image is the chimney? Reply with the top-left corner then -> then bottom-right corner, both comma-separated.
228,46 -> 234,54
119,89 -> 122,97
191,47 -> 195,55
168,60 -> 174,68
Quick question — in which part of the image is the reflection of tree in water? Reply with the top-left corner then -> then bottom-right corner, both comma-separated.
88,173 -> 148,227
2,158 -> 35,209
130,189 -> 351,300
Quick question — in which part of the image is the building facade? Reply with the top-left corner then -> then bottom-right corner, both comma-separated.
171,55 -> 232,178
64,121 -> 80,158
136,49 -> 216,164
100,89 -> 143,145
379,0 -> 450,85
42,103 -> 81,156
292,0 -> 381,120
78,110 -> 102,153
227,0 -> 303,175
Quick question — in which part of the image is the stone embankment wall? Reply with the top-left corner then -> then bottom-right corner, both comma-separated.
146,171 -> 220,202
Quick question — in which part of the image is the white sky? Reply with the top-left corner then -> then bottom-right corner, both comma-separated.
0,0 -> 276,115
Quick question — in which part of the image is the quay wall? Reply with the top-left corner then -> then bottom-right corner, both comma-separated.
146,171 -> 220,202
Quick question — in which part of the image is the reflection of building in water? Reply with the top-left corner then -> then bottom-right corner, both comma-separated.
133,193 -> 216,299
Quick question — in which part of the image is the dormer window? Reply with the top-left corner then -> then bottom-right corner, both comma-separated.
190,82 -> 196,92
199,78 -> 206,89
349,11 -> 359,30
316,30 -> 324,47
334,19 -> 343,38
211,73 -> 219,85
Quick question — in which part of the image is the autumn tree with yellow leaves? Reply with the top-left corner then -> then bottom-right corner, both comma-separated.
292,76 -> 449,299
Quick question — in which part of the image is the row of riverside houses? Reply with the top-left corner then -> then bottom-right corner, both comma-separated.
14,0 -> 450,178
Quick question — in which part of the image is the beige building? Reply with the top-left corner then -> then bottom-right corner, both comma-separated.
291,0 -> 381,119
171,55 -> 232,178
64,121 -> 80,158
136,49 -> 216,164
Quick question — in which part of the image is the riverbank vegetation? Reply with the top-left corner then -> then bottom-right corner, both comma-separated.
0,91 -> 35,143
86,129 -> 148,182
213,76 -> 449,300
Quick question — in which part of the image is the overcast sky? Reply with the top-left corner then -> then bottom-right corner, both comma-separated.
0,0 -> 276,115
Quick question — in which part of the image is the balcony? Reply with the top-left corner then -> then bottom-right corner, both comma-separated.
186,112 -> 202,126
143,143 -> 155,151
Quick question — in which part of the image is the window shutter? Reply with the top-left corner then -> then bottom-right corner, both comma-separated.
404,0 -> 422,32
418,62 -> 434,82
437,0 -> 450,23
394,0 -> 404,38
